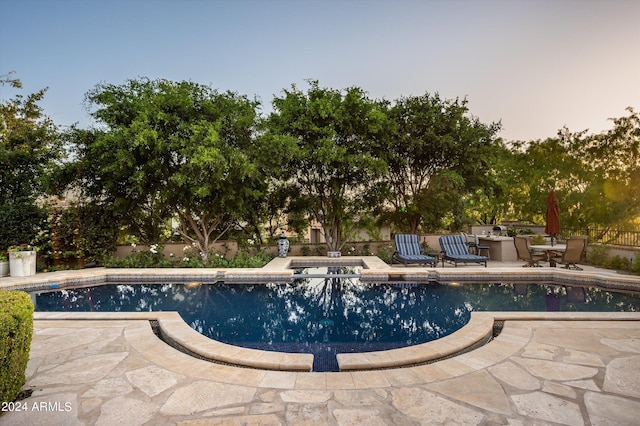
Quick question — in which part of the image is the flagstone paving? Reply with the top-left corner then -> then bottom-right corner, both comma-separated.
3,317 -> 640,425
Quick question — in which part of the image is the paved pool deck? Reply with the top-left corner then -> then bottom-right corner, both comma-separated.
2,259 -> 640,425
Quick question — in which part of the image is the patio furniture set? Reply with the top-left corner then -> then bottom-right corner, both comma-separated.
393,233 -> 588,269
393,234 -> 488,268
514,235 -> 587,269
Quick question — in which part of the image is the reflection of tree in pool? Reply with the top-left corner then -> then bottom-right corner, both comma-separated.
34,282 -> 640,350
454,283 -> 640,312
188,280 -> 474,346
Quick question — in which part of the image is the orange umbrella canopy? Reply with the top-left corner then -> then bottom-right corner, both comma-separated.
544,190 -> 560,237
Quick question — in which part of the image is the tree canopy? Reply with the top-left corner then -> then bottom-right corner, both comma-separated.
77,78 -> 291,262
481,107 -> 640,230
0,72 -> 61,249
3,73 -> 638,263
383,93 -> 501,233
268,80 -> 391,251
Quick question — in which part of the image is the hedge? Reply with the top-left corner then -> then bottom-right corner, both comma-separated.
0,291 -> 34,403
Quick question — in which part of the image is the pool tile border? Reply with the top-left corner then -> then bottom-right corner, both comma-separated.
2,256 -> 640,292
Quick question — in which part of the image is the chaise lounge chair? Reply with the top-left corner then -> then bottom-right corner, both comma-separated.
438,235 -> 488,267
393,234 -> 437,266
514,235 -> 547,267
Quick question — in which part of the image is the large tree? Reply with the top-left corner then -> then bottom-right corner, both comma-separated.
268,80 -> 391,251
79,77 -> 288,262
384,93 -> 501,233
483,107 -> 640,231
571,107 -> 640,228
500,133 -> 587,227
0,72 -> 61,249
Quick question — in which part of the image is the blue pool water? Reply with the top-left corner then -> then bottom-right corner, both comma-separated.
31,280 -> 640,371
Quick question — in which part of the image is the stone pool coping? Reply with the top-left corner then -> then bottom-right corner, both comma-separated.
2,256 -> 640,292
32,311 -> 315,372
32,311 -> 640,373
338,311 -> 640,371
3,256 -> 640,372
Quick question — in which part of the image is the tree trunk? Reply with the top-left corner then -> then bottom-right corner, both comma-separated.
323,216 -> 342,252
408,217 -> 420,235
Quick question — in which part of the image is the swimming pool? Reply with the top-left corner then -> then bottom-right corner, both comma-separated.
30,279 -> 640,371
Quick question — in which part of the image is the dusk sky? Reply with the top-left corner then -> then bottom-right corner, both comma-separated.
1,0 -> 639,142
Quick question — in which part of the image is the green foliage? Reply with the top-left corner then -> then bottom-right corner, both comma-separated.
1,75 -> 61,253
104,244 -> 174,268
608,255 -> 632,271
0,290 -> 34,403
376,243 -> 395,265
3,72 -> 637,256
300,245 -> 311,256
47,203 -> 118,266
0,81 -> 62,202
529,234 -> 546,245
76,78 -> 289,263
584,245 -> 639,275
0,203 -> 48,251
105,245 -> 274,268
586,244 -> 608,267
268,80 -> 391,251
486,107 -> 640,229
210,251 -> 274,268
383,93 -> 501,233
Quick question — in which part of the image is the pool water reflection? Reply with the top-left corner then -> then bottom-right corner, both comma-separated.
31,280 -> 640,371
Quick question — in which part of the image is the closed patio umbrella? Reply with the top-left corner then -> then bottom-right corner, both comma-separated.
544,190 -> 560,246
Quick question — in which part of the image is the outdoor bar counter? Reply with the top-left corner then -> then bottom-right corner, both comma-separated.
478,236 -> 518,261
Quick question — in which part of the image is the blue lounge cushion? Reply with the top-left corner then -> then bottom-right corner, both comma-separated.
439,235 -> 487,267
394,234 -> 436,265
396,253 -> 435,263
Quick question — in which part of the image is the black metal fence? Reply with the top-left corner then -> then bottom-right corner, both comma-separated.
560,228 -> 640,247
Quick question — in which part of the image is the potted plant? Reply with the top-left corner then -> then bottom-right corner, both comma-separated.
0,253 -> 8,277
8,244 -> 37,277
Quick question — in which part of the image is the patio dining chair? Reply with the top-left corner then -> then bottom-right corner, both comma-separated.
550,236 -> 588,270
513,235 -> 547,267
393,234 -> 437,266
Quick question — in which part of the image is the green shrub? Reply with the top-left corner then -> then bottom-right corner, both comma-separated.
529,234 -> 546,245
376,243 -> 395,264
0,291 -> 34,403
205,251 -> 274,268
608,255 -> 632,271
105,247 -> 274,269
586,245 -> 608,267
507,228 -> 535,237
632,252 -> 640,274
48,203 -> 118,267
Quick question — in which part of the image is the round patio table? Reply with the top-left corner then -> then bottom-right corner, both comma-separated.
530,244 -> 566,267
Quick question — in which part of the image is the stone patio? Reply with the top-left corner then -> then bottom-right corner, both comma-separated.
2,316 -> 640,425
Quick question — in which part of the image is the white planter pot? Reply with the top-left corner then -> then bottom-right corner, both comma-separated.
0,261 -> 9,277
9,251 -> 37,277
327,251 -> 341,258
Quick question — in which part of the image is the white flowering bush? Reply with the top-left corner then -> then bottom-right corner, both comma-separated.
105,243 -> 275,268
105,243 -> 172,267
